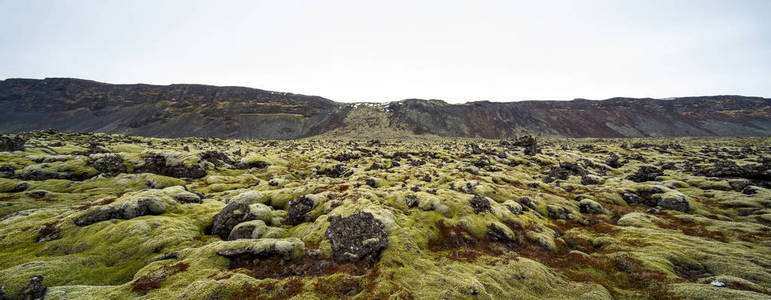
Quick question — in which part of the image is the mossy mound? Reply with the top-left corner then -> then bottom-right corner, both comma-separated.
0,133 -> 769,299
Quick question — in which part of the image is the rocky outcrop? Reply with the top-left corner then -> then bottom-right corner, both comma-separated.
325,212 -> 388,265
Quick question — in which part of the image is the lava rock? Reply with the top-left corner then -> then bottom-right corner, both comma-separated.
228,220 -> 267,240
284,195 -> 318,225
74,198 -> 167,226
0,135 -> 26,152
405,195 -> 419,208
318,164 -> 353,178
728,179 -> 752,192
547,205 -> 570,220
627,166 -> 663,182
544,162 -> 587,183
199,150 -> 234,167
486,224 -> 518,248
74,206 -> 122,226
505,201 -> 523,215
579,199 -> 604,214
325,212 -> 388,265
88,154 -> 127,176
470,194 -> 492,214
580,175 -> 604,185
211,202 -> 257,239
27,190 -> 48,199
742,185 -> 761,195
19,275 -> 46,300
659,193 -> 690,212
136,153 -> 206,179
606,152 -> 624,168
518,197 -> 537,211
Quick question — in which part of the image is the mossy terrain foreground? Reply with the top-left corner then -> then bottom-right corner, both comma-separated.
0,131 -> 769,300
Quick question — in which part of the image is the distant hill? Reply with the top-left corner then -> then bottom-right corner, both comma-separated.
1,78 -> 769,139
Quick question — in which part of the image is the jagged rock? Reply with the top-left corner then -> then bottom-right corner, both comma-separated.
518,197 -> 537,211
325,212 -> 388,265
470,194 -> 492,214
0,135 -> 26,152
505,201 -> 523,215
284,195 -> 318,225
211,202 -> 257,239
544,162 -> 587,183
579,199 -> 604,214
606,152 -> 624,168
405,195 -> 419,208
136,153 -> 206,179
88,154 -> 126,176
512,135 -> 539,155
19,275 -> 46,300
198,150 -> 234,167
580,175 -> 604,185
318,164 -> 353,178
694,160 -> 770,180
486,224 -> 518,248
627,166 -> 663,182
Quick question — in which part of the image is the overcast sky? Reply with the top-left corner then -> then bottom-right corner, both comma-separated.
0,0 -> 769,103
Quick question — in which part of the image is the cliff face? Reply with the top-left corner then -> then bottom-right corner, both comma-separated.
1,78 -> 769,139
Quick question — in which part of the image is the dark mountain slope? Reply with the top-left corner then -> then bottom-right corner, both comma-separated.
1,78 -> 769,138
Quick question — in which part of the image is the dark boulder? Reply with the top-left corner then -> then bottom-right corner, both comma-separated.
627,166 -> 663,182
318,164 -> 353,178
284,195 -> 318,226
470,194 -> 492,214
88,154 -> 126,176
136,153 -> 206,179
0,135 -> 26,152
728,179 -> 752,192
199,150 -> 234,167
12,182 -> 30,193
211,202 -> 256,239
325,212 -> 388,265
486,224 -> 519,249
544,162 -> 587,183
405,195 -> 419,208
18,275 -> 46,300
606,152 -> 624,168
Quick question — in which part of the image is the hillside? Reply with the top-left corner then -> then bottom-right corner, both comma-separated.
1,78 -> 769,139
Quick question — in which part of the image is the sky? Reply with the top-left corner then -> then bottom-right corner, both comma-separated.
0,0 -> 769,103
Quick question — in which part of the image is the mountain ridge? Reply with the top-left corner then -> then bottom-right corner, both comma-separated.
1,78 -> 769,139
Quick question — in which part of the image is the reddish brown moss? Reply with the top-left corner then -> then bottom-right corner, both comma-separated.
131,262 -> 189,294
